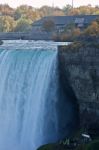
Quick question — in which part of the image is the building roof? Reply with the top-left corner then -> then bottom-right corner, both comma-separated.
32,15 -> 99,26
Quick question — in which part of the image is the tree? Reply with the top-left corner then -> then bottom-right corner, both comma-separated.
42,20 -> 55,32
0,4 -> 14,16
52,7 -> 64,16
14,18 -> 32,32
13,10 -> 22,20
64,23 -> 75,33
15,5 -> 39,22
39,6 -> 53,17
0,16 -> 16,32
63,5 -> 72,15
72,28 -> 81,39
84,21 -> 99,37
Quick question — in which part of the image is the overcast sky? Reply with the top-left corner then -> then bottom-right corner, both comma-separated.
0,0 -> 99,8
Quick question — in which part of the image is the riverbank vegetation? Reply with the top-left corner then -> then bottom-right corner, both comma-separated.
37,136 -> 99,150
52,19 -> 99,42
37,123 -> 99,150
0,4 -> 99,32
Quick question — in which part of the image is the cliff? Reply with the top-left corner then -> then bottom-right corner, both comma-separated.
58,42 -> 99,127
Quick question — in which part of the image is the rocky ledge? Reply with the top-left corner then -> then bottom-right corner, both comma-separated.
58,41 -> 99,128
0,40 -> 3,45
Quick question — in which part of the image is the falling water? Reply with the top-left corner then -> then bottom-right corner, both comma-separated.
0,44 -> 78,150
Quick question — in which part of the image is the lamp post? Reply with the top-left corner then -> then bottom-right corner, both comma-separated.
72,0 -> 74,8
72,0 -> 74,14
52,0 -> 54,16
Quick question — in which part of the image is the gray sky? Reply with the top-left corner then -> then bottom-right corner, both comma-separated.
0,0 -> 99,8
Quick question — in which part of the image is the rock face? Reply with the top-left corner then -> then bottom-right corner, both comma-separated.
0,40 -> 3,45
58,42 -> 99,127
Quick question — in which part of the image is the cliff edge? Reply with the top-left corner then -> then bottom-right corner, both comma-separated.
58,42 -> 99,127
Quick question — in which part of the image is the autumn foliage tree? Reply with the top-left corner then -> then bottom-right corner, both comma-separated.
0,4 -> 14,16
0,16 -> 16,32
15,5 -> 39,22
84,21 -> 99,37
42,20 -> 55,32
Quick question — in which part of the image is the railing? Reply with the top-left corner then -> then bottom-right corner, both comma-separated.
0,32 -> 52,40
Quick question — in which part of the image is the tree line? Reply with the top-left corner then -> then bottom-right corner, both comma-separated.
52,19 -> 99,42
0,4 -> 99,32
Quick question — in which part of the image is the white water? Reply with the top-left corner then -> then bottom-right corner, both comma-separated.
0,40 -> 70,50
0,41 -> 78,150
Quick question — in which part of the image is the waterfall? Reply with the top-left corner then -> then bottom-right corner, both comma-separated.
0,49 -> 78,150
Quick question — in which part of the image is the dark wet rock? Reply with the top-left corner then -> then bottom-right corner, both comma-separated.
58,41 -> 99,128
0,40 -> 3,45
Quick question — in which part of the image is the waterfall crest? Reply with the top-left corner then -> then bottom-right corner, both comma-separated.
0,49 -> 78,150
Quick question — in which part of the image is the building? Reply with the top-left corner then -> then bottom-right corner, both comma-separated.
32,15 -> 99,32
